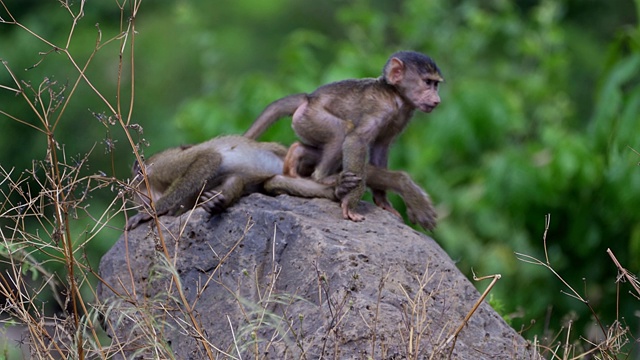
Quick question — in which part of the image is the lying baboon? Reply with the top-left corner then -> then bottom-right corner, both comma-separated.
126,135 -> 435,231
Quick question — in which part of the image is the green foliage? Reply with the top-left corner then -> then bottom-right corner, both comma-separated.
1,0 -> 638,352
488,294 -> 512,326
169,0 -> 640,338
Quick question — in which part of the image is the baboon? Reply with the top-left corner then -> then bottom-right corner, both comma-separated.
126,135 -> 436,231
244,50 -> 442,226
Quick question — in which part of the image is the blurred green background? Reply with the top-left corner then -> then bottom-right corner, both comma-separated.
1,0 -> 639,344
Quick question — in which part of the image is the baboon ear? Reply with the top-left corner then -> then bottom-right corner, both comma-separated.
384,57 -> 405,85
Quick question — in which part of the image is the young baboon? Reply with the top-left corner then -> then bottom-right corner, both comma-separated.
126,135 -> 436,231
244,51 -> 443,225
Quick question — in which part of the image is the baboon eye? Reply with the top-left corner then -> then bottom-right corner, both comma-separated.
424,79 -> 438,88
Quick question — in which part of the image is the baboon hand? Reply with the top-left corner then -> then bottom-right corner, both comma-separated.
335,171 -> 362,199
126,212 -> 152,231
200,190 -> 226,214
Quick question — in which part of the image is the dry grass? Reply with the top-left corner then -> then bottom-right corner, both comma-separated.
517,214 -> 639,359
0,1 -> 637,359
0,1 -> 149,358
0,2 -> 510,358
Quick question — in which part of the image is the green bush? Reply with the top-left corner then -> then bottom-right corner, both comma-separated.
1,0 -> 638,356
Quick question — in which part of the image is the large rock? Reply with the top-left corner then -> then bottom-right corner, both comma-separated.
98,194 -> 538,359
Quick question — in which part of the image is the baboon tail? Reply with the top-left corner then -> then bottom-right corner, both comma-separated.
244,93 -> 307,139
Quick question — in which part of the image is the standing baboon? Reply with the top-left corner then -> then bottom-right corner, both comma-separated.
244,51 -> 442,227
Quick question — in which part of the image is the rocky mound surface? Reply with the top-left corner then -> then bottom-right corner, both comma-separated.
98,194 -> 538,359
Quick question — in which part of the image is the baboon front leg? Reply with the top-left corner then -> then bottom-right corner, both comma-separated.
264,175 -> 337,200
338,134 -> 367,222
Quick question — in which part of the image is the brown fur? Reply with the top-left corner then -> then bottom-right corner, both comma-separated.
244,51 -> 442,224
127,135 -> 436,231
